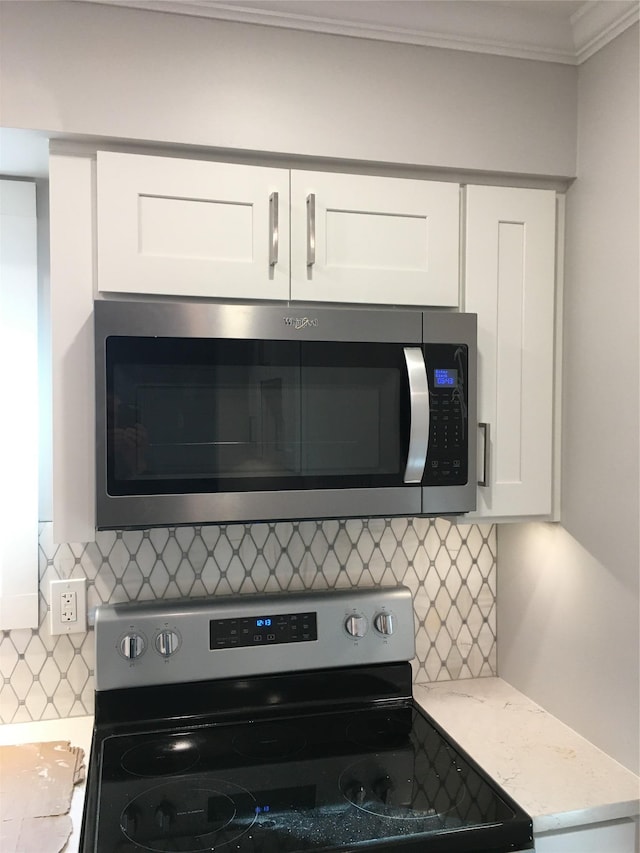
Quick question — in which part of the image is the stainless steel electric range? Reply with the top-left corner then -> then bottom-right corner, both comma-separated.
81,586 -> 533,853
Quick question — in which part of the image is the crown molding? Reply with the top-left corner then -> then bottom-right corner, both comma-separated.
571,1 -> 640,62
85,0 -> 640,64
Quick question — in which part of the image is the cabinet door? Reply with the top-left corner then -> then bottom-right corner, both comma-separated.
535,818 -> 638,853
290,171 -> 459,307
97,152 -> 290,300
464,185 -> 556,518
0,180 -> 39,627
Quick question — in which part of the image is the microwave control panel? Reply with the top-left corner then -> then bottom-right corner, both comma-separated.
422,343 -> 468,486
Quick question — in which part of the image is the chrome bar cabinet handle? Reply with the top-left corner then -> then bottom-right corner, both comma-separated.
306,193 -> 316,267
403,347 -> 430,484
478,422 -> 491,487
269,191 -> 279,267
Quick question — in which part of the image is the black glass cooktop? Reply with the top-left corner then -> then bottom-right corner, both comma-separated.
86,702 -> 532,853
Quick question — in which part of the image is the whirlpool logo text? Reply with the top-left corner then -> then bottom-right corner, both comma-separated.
283,317 -> 319,329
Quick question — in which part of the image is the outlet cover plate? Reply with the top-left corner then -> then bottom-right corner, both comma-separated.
50,578 -> 87,635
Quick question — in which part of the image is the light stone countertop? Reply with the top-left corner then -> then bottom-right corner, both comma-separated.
414,676 -> 640,835
0,715 -> 94,853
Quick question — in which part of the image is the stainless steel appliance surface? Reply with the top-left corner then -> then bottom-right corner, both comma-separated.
81,586 -> 533,853
95,300 -> 477,529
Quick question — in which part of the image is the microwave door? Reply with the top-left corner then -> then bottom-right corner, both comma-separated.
403,347 -> 429,484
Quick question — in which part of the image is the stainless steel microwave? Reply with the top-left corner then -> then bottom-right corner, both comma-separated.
94,300 -> 477,529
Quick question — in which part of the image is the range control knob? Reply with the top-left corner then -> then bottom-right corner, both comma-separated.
155,629 -> 180,658
374,612 -> 395,636
120,633 -> 145,661
345,613 -> 368,638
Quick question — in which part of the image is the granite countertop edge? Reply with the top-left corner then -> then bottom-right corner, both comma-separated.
413,676 -> 640,835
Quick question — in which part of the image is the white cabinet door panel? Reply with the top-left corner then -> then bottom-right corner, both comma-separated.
465,185 -> 556,518
290,171 -> 459,307
97,152 -> 290,300
535,818 -> 638,853
0,180 -> 39,627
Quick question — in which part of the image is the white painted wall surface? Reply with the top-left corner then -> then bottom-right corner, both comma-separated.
498,24 -> 639,775
0,1 -> 577,177
562,22 -> 639,569
498,524 -> 639,774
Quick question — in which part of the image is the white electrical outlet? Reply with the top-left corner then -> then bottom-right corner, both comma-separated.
50,578 -> 87,635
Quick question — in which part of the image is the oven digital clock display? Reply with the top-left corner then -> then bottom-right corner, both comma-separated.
210,611 -> 318,650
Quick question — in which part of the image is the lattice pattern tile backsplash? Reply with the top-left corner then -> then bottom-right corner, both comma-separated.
0,518 -> 496,723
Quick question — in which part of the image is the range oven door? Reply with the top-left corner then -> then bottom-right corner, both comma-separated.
95,301 -> 475,529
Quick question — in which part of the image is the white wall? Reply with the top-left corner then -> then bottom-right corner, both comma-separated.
498,24 -> 639,774
562,22 -> 639,566
0,1 -> 577,177
498,524 -> 639,773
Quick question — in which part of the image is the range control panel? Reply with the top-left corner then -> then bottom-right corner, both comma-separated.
94,586 -> 415,692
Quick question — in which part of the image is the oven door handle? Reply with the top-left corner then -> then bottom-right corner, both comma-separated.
403,347 -> 430,484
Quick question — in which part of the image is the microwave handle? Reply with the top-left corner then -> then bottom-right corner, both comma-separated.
403,347 -> 430,484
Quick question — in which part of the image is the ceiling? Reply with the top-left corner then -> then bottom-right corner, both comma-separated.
85,0 -> 640,64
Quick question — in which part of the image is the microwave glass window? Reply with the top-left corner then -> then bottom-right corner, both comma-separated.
105,338 -> 408,496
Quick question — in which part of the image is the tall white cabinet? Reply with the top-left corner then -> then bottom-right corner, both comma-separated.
0,180 -> 39,628
464,185 -> 557,518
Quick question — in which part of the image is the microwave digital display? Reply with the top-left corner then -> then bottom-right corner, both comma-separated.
434,368 -> 458,388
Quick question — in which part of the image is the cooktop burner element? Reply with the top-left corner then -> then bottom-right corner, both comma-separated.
340,754 -> 456,820
82,587 -> 533,853
120,778 -> 256,852
122,735 -> 200,777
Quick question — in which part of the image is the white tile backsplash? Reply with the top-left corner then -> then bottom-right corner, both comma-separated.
0,517 -> 496,723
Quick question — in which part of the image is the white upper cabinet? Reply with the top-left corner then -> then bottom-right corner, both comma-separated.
97,152 -> 291,300
96,152 -> 460,307
290,171 -> 459,306
464,185 -> 557,518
